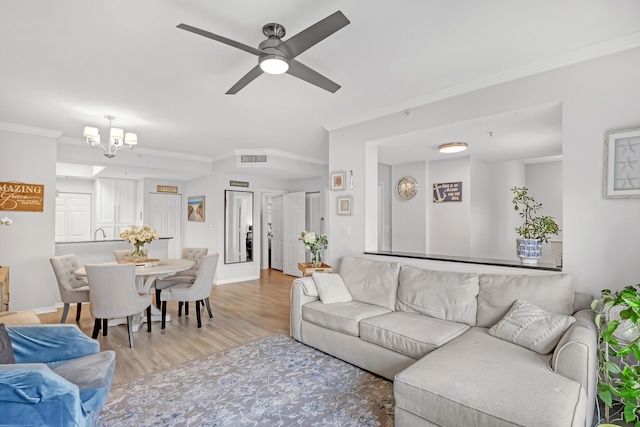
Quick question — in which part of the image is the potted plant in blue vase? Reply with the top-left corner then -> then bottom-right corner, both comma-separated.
511,187 -> 559,264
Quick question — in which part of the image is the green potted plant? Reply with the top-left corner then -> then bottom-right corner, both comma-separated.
592,285 -> 640,426
511,186 -> 560,264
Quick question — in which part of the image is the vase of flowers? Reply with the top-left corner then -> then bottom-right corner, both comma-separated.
299,231 -> 328,268
119,225 -> 159,261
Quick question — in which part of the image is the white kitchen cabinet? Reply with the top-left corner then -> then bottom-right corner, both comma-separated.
95,178 -> 136,239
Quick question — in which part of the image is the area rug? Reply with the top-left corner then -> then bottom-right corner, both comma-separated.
99,333 -> 394,426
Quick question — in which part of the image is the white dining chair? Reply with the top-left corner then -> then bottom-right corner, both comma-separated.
155,247 -> 208,310
114,249 -> 132,261
160,253 -> 219,329
85,263 -> 153,348
50,254 -> 90,323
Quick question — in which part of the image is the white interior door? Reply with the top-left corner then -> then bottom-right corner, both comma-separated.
55,193 -> 92,242
149,193 -> 182,258
283,191 -> 305,277
271,195 -> 283,271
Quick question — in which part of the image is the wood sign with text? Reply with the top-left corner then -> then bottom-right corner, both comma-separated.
433,182 -> 462,203
0,182 -> 45,211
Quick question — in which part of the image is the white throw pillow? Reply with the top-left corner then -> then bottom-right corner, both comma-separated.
488,299 -> 575,355
312,273 -> 352,304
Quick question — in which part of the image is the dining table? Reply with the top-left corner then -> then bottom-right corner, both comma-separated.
75,258 -> 195,332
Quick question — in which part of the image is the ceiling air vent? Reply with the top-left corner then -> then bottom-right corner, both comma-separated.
238,154 -> 269,167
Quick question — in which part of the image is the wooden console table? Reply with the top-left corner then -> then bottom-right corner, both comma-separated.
298,262 -> 333,277
0,266 -> 9,312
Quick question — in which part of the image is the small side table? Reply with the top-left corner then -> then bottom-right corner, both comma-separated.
298,262 -> 333,277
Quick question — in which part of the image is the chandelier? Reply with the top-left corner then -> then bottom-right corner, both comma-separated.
83,115 -> 138,158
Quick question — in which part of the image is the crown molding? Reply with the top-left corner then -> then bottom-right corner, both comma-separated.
58,136 -> 212,163
324,31 -> 640,132
0,121 -> 64,139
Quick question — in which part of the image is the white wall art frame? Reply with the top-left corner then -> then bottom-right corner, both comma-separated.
604,127 -> 640,198
330,171 -> 346,191
337,195 -> 352,215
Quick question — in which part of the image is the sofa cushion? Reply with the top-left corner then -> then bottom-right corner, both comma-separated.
397,265 -> 479,326
394,327 -> 585,427
339,257 -> 401,310
489,299 -> 576,354
302,301 -> 391,336
312,272 -> 352,304
360,311 -> 469,359
48,350 -> 116,412
0,323 -> 15,364
477,273 -> 575,327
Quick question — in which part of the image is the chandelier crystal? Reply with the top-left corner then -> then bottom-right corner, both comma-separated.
83,115 -> 138,158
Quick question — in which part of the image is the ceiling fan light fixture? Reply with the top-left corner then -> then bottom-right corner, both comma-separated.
259,55 -> 290,74
439,142 -> 468,154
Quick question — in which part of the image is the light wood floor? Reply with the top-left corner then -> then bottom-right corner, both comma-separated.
37,269 -> 293,386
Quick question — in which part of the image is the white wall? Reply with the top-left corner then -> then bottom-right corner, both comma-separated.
526,161 -> 563,263
378,163 -> 392,250
0,128 -> 59,311
328,46 -> 640,296
469,157 -> 493,258
429,157 -> 470,256
391,161 -> 428,253
183,164 -> 290,284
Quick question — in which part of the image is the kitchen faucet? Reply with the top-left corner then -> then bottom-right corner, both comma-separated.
94,228 -> 107,240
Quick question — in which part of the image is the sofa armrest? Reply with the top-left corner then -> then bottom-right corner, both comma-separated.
551,309 -> 597,423
0,363 -> 84,424
7,324 -> 99,364
290,278 -> 319,341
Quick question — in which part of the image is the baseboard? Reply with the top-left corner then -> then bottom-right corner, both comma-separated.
33,305 -> 60,315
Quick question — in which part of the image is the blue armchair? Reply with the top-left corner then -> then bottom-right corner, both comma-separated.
0,324 -> 115,427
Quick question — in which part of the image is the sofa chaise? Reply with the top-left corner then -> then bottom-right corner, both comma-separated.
290,256 -> 597,427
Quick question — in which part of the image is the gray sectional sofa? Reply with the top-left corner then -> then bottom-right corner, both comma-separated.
290,256 -> 597,427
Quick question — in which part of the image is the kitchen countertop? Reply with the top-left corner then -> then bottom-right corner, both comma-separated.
56,237 -> 173,244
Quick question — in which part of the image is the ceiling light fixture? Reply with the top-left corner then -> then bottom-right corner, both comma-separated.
439,142 -> 468,154
259,54 -> 290,74
257,23 -> 290,75
83,115 -> 138,159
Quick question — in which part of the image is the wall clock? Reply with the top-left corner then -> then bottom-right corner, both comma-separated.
396,176 -> 418,200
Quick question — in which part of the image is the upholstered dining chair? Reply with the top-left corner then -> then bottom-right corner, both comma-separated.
114,249 -> 132,261
50,254 -> 90,323
155,247 -> 208,310
160,253 -> 219,329
85,263 -> 153,348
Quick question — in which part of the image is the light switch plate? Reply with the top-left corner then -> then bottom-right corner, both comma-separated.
342,225 -> 350,236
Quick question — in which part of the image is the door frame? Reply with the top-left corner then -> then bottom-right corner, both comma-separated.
260,190 -> 285,270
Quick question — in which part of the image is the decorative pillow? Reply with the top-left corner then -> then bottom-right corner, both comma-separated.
488,300 -> 576,355
0,323 -> 16,364
312,273 -> 352,304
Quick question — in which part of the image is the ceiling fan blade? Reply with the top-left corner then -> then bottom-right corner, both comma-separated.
287,60 -> 340,93
177,23 -> 265,56
226,65 -> 264,94
277,11 -> 350,59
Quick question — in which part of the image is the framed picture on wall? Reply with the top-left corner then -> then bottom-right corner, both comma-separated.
330,171 -> 346,191
337,195 -> 352,215
604,127 -> 640,198
187,196 -> 205,221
